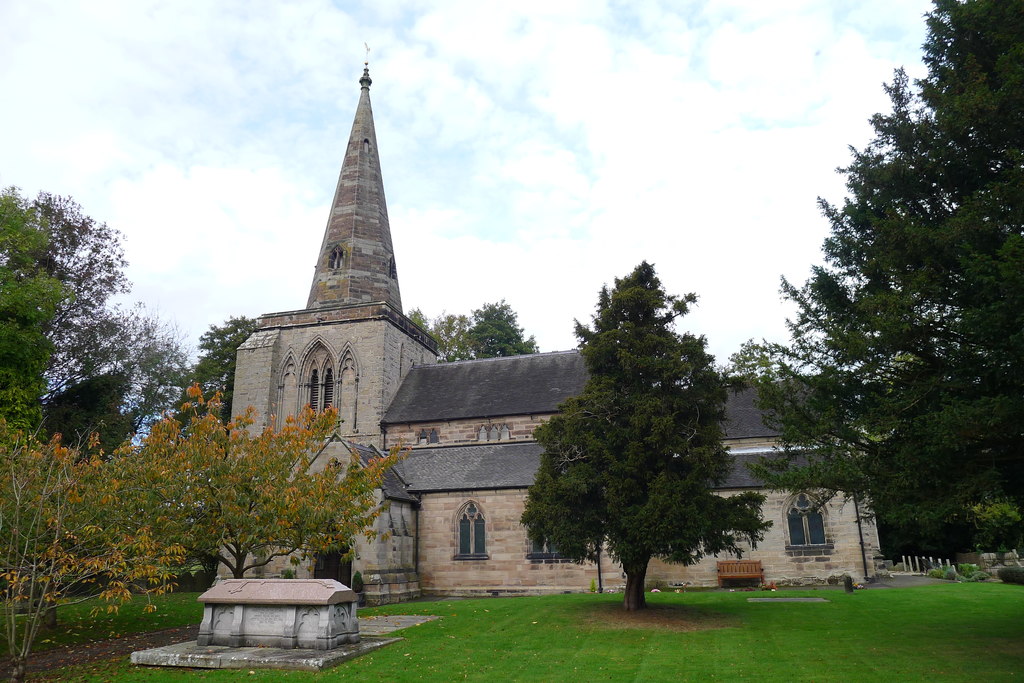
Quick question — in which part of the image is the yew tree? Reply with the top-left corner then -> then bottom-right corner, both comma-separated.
739,0 -> 1024,548
522,262 -> 768,611
115,387 -> 400,578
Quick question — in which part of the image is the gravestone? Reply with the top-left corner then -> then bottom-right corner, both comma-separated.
197,579 -> 359,650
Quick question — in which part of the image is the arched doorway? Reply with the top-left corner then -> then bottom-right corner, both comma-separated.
312,550 -> 352,586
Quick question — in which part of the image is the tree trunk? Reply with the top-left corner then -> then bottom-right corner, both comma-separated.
10,656 -> 27,683
623,562 -> 648,611
43,604 -> 57,629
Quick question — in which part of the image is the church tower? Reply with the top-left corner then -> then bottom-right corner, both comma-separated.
232,66 -> 437,447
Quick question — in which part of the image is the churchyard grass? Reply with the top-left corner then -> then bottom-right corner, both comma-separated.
31,583 -> 1024,681
1,591 -> 201,658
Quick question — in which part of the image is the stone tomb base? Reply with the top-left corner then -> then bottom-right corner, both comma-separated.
132,614 -> 439,672
197,578 -> 358,650
130,638 -> 399,672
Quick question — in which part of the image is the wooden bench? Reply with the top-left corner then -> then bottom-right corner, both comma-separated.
717,560 -> 764,587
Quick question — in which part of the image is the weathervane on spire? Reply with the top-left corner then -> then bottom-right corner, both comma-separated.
360,44 -> 372,89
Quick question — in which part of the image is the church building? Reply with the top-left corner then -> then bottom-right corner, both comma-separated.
231,67 -> 881,604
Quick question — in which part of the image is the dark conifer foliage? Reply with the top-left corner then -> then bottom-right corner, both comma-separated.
738,0 -> 1024,548
523,262 -> 768,610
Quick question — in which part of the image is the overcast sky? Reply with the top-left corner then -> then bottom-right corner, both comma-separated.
1,0 -> 934,363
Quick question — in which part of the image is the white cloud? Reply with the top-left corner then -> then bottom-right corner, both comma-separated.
0,0 -> 934,364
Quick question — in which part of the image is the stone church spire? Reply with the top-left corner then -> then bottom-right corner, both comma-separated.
306,65 -> 402,310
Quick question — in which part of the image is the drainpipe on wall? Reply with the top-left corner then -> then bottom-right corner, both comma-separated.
853,494 -> 870,582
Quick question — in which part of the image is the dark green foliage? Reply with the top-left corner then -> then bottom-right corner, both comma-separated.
42,373 -> 133,449
189,316 -> 259,419
352,570 -> 364,592
32,192 -> 130,402
737,0 -> 1024,546
0,188 -> 62,429
467,300 -> 538,358
997,567 -> 1024,585
523,262 -> 768,610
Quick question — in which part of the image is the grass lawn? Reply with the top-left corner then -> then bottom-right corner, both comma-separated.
2,591 -> 202,657
31,583 -> 1024,681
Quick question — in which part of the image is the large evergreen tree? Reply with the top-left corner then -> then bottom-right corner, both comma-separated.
523,262 -> 768,611
739,0 -> 1024,549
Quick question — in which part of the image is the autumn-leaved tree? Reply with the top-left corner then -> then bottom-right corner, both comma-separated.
1,423 -> 183,683
522,263 -> 768,611
115,387 -> 401,578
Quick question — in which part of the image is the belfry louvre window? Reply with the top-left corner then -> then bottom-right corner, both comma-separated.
787,493 -> 826,545
323,368 -> 334,408
456,502 -> 486,558
309,369 -> 319,412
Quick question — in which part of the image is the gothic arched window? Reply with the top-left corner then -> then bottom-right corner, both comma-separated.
456,502 -> 486,559
787,493 -> 827,546
329,246 -> 344,270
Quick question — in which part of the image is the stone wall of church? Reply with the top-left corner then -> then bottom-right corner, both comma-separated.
416,489 -> 621,596
646,491 -> 880,587
354,497 -> 420,605
384,414 -> 554,449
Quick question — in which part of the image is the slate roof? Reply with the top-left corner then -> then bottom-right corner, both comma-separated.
345,439 -> 418,503
389,441 -> 777,495
382,351 -> 588,424
723,388 -> 779,440
382,350 -> 778,440
394,442 -> 543,493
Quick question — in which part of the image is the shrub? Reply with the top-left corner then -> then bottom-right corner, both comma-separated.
280,569 -> 296,579
997,567 -> 1024,585
589,579 -> 597,593
944,566 -> 958,581
352,571 -> 364,593
928,568 -> 945,579
958,563 -> 980,578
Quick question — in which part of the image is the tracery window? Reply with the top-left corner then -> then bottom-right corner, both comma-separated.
456,502 -> 487,559
328,246 -> 344,269
787,493 -> 827,546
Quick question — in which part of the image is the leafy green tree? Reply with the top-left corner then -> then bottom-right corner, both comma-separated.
189,316 -> 259,420
738,0 -> 1024,546
522,262 -> 768,611
408,308 -> 474,362
0,188 -> 63,429
467,300 -> 538,358
32,192 -> 131,403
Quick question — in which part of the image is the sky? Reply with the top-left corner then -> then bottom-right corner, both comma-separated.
0,0 -> 934,364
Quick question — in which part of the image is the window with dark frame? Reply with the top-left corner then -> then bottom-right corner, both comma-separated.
456,502 -> 486,559
787,493 -> 827,545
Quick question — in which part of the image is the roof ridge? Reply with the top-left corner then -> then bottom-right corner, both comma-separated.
404,440 -> 538,451
410,349 -> 579,370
